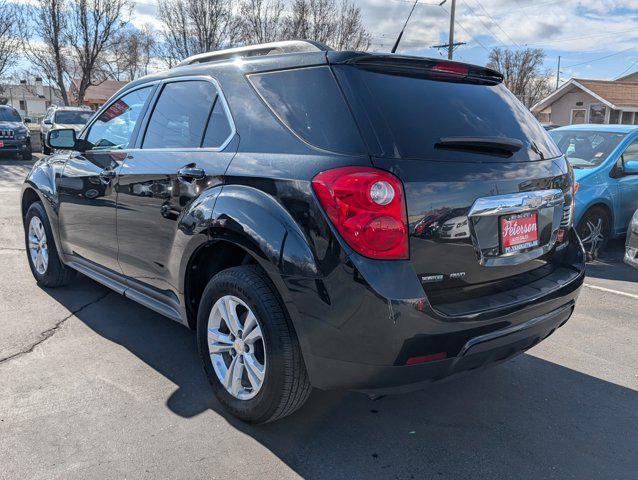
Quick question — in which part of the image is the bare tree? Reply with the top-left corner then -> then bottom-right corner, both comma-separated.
285,0 -> 370,51
158,0 -> 237,66
21,0 -> 72,105
0,1 -> 22,81
238,0 -> 286,45
66,0 -> 130,105
487,47 -> 552,108
107,25 -> 157,81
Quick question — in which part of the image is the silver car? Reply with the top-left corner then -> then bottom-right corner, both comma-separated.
625,209 -> 638,268
40,106 -> 93,154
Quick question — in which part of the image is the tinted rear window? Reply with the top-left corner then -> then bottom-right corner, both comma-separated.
334,66 -> 561,162
249,66 -> 365,155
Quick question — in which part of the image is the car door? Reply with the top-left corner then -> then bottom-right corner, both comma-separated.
57,85 -> 155,271
617,136 -> 638,233
116,77 -> 238,295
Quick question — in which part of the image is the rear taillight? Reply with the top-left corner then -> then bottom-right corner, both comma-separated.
558,163 -> 577,243
312,166 -> 408,260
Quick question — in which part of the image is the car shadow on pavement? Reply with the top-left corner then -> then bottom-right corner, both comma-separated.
43,279 -> 638,479
585,239 -> 638,285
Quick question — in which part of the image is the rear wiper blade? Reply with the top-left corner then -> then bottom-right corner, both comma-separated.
436,136 -> 524,156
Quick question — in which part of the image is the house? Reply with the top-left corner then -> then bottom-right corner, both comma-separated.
0,79 -> 63,119
531,71 -> 638,126
67,79 -> 128,110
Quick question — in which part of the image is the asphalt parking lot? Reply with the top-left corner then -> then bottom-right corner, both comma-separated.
1,157 -> 637,480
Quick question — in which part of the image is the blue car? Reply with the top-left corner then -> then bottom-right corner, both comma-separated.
549,124 -> 638,260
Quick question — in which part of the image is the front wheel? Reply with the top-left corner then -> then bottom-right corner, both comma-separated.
24,201 -> 76,287
197,265 -> 311,423
577,206 -> 610,262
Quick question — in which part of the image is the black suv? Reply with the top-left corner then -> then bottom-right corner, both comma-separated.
0,105 -> 32,160
22,41 -> 585,423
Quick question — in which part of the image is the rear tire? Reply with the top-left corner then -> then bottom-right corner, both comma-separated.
197,265 -> 311,423
577,206 -> 610,262
24,201 -> 76,287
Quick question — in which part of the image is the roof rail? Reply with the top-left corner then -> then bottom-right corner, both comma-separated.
176,40 -> 332,67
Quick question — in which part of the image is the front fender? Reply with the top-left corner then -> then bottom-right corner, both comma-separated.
21,155 -> 67,256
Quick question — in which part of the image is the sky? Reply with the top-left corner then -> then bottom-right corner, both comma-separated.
128,0 -> 638,84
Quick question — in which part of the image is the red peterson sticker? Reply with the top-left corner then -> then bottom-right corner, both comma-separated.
501,212 -> 539,253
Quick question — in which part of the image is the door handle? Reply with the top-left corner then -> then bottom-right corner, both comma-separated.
99,169 -> 116,182
177,167 -> 206,180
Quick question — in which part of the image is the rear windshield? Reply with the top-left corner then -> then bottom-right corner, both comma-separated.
334,65 -> 562,162
54,110 -> 93,125
549,130 -> 626,169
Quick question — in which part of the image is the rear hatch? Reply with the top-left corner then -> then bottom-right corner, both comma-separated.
330,53 -> 574,308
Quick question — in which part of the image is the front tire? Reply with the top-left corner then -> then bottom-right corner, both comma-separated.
24,201 -> 76,287
197,265 -> 311,423
577,206 -> 610,262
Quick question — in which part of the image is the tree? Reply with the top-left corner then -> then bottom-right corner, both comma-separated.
285,0 -> 370,51
158,0 -> 237,66
21,0 -> 72,105
107,25 -> 157,81
66,0 -> 130,105
487,47 -> 552,108
0,1 -> 22,81
238,0 -> 286,45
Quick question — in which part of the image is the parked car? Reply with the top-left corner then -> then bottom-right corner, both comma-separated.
625,209 -> 638,268
21,41 -> 585,423
40,106 -> 93,154
0,105 -> 32,160
549,125 -> 638,260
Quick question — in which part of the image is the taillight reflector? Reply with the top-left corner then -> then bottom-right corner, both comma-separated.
406,352 -> 447,365
312,166 -> 409,260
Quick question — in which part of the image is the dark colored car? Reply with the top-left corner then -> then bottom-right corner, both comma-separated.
21,41 -> 585,423
0,105 -> 32,160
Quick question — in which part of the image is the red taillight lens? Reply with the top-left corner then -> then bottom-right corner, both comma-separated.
312,166 -> 408,260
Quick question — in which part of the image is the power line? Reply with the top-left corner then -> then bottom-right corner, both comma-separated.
563,47 -> 633,68
471,0 -> 520,47
616,58 -> 638,79
460,0 -> 508,48
439,3 -> 491,53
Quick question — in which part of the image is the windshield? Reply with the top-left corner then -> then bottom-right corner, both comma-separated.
54,110 -> 92,125
334,65 -> 562,162
549,130 -> 626,169
0,108 -> 21,122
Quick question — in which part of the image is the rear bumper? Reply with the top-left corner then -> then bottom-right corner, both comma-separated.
286,230 -> 585,391
306,301 -> 575,393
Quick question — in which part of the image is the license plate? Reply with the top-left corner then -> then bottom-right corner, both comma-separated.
500,212 -> 539,253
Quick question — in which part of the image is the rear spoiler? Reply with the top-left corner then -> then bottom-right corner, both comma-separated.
328,52 -> 503,85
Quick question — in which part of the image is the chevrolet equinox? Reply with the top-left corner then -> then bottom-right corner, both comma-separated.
22,41 -> 585,423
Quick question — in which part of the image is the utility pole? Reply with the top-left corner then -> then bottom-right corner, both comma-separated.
555,56 -> 561,90
448,0 -> 456,59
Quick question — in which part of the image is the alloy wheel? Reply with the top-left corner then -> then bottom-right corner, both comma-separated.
28,216 -> 48,275
207,295 -> 266,400
580,217 -> 605,258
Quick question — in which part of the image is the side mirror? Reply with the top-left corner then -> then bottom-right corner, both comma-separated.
43,119 -> 52,125
623,157 -> 638,175
24,117 -> 32,124
47,128 -> 78,151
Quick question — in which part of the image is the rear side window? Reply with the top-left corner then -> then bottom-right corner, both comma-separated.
202,98 -> 233,148
335,66 -> 562,162
249,66 -> 365,155
143,81 -> 217,149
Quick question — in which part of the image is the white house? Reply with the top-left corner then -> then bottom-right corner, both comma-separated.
0,79 -> 63,119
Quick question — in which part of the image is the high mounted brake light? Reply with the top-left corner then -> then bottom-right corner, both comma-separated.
312,167 -> 409,260
432,62 -> 469,76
